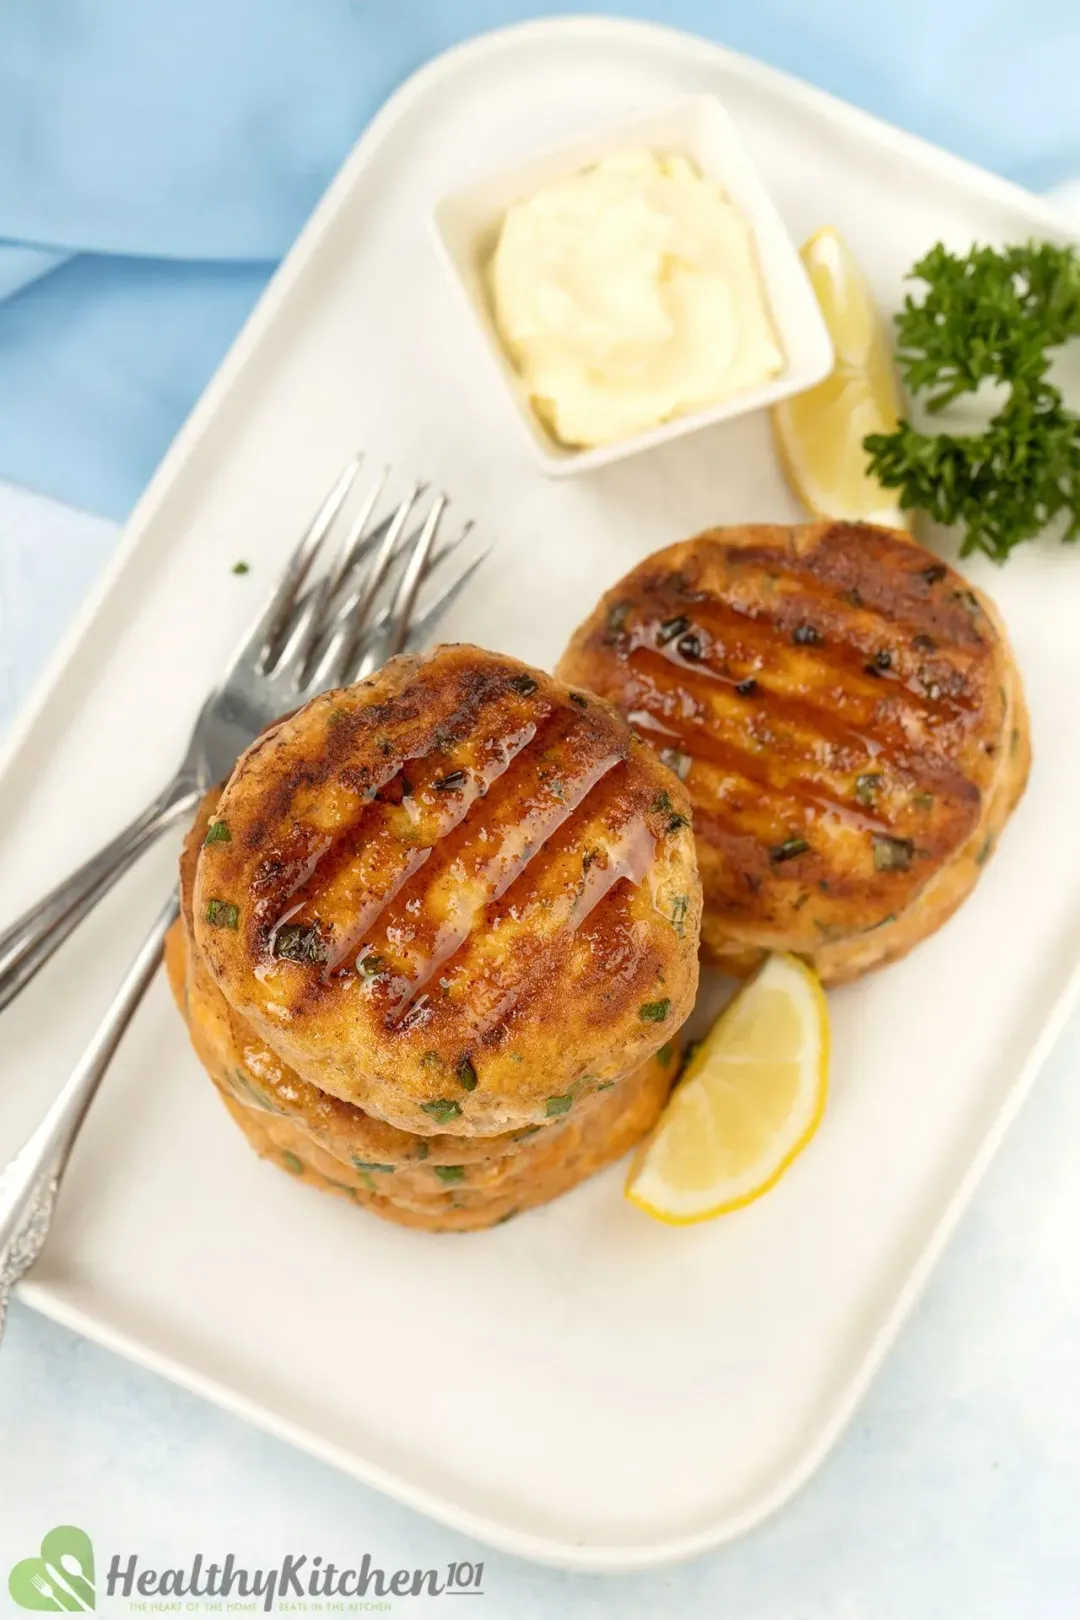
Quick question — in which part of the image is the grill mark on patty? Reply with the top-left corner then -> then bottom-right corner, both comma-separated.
277,697 -> 617,974
356,730 -> 628,1020
255,691 -> 590,972
628,643 -> 892,773
240,662 -> 553,917
565,538 -> 998,929
620,646 -> 979,830
269,719 -> 547,920
277,719 -> 542,973
175,831 -> 602,1162
711,528 -> 990,650
622,584 -> 981,722
432,789 -> 659,1048
337,757 -> 657,1042
237,677 -> 671,1040
625,703 -> 895,838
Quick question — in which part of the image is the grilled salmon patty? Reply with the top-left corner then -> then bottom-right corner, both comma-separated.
166,791 -> 678,1231
167,912 -> 674,1221
193,645 -> 700,1132
557,522 -> 1030,984
166,797 -> 681,1209
172,787 -> 680,1170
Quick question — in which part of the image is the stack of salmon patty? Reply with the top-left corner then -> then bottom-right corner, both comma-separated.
166,645 -> 700,1231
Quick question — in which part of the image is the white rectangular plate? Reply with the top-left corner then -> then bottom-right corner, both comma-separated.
3,15 -> 1080,1573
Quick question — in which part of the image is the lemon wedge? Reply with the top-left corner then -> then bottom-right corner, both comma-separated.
626,954 -> 829,1224
774,226 -> 908,529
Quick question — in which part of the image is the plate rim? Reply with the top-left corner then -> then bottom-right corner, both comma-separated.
7,10 -> 1080,1573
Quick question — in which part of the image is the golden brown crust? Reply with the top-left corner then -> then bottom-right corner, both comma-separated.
166,913 -> 677,1202
557,523 -> 1030,984
175,801 -> 672,1168
167,820 -> 682,1193
167,883 -> 675,1230
193,645 -> 700,1130
212,1036 -> 672,1227
215,1081 -> 669,1232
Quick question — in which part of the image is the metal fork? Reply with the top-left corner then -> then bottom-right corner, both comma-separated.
0,455 -> 483,1014
0,454 -> 487,1340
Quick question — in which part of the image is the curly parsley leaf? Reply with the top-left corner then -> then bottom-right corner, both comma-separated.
864,240 -> 1080,562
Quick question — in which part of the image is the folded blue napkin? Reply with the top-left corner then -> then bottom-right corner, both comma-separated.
2,0 -> 1079,520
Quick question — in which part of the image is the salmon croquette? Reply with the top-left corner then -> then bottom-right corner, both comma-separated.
557,522 -> 1029,985
193,646 -> 699,1134
168,745 -> 683,1232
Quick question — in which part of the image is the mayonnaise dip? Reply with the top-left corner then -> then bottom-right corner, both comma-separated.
489,150 -> 784,448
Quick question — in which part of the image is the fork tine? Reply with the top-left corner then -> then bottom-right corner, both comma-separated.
223,452 -> 364,677
322,465 -> 393,602
306,483 -> 422,678
334,507 -> 468,613
349,481 -> 423,627
384,492 -> 448,658
399,515 -> 474,587
346,543 -> 489,682
267,578 -> 326,682
309,491 -> 445,690
404,545 -> 491,648
270,470 -> 422,686
428,517 -> 475,576
272,465 -> 392,677
306,612 -> 360,692
316,482 -> 423,663
357,536 -> 486,646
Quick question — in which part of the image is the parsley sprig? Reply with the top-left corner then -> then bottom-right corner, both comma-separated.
864,241 -> 1080,562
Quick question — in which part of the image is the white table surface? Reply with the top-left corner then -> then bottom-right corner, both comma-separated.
1,459 -> 1079,1614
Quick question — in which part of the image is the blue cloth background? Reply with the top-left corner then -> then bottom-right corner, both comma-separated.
3,0 -> 1080,520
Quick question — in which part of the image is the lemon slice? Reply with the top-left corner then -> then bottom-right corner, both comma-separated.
626,954 -> 829,1224
774,226 -> 908,529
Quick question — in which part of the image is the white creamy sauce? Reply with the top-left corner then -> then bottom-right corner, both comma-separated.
489,150 -> 784,447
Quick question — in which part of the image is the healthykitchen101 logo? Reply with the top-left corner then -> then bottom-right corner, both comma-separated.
8,1527 -> 95,1611
8,1525 -> 486,1612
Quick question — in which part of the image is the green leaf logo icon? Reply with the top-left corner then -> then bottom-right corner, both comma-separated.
8,1527 -> 95,1611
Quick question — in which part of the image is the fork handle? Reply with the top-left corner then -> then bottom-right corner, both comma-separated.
0,894 -> 178,1341
0,778 -> 199,1016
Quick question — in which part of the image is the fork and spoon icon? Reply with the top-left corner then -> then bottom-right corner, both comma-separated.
28,1559 -> 93,1612
8,1526 -> 95,1612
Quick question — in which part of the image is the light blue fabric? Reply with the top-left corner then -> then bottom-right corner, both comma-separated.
3,0 -> 1080,519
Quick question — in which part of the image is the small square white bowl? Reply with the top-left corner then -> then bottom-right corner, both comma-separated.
432,93 -> 835,476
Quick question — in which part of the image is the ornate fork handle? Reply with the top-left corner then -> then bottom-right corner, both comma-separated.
0,896 -> 178,1342
0,1174 -> 59,1339
0,777 -> 199,1016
